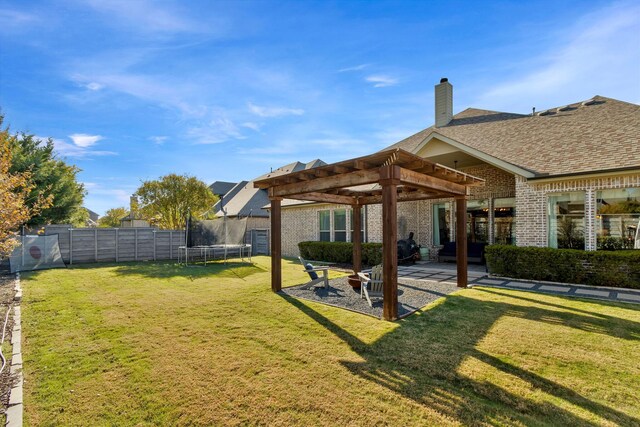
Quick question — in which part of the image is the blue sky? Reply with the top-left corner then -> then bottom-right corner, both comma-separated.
1,0 -> 639,215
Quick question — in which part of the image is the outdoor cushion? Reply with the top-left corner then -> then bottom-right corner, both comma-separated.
305,263 -> 318,280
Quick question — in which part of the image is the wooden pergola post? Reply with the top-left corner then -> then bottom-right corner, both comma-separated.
352,204 -> 362,273
270,196 -> 282,292
381,165 -> 400,321
455,196 -> 468,288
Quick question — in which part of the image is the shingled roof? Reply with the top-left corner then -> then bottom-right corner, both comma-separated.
387,96 -> 640,177
215,159 -> 327,217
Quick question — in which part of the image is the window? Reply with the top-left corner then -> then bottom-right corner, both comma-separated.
333,209 -> 347,242
318,210 -> 330,241
467,199 -> 489,243
596,188 -> 640,250
350,209 -> 366,242
432,203 -> 451,245
494,197 -> 516,245
548,193 -> 585,249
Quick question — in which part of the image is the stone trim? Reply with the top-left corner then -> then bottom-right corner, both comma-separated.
6,273 -> 23,427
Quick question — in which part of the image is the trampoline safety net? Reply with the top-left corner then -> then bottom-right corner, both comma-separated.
9,234 -> 66,273
187,217 -> 248,247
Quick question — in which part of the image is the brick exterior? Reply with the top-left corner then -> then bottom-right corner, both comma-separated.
278,165 -> 640,258
515,172 -> 640,250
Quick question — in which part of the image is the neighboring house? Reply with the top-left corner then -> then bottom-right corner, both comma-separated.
84,208 -> 99,227
278,78 -> 640,258
210,159 -> 326,252
120,196 -> 150,228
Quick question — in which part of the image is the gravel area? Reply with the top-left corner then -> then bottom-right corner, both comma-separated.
281,276 -> 460,319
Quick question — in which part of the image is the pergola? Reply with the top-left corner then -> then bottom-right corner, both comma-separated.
254,148 -> 484,320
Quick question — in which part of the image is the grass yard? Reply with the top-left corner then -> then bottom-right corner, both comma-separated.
21,256 -> 640,426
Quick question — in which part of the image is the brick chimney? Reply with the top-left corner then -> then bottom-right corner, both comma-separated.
435,77 -> 453,127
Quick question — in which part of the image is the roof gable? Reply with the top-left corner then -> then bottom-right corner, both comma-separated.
386,96 -> 640,177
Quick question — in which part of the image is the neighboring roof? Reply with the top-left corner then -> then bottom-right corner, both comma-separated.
83,207 -> 99,221
215,159 -> 327,217
387,96 -> 640,177
209,181 -> 237,196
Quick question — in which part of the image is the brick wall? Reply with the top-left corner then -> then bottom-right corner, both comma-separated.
516,172 -> 640,249
278,165 -> 640,258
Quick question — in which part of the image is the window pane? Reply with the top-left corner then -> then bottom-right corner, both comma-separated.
319,231 -> 331,242
334,209 -> 346,231
494,197 -> 516,245
334,231 -> 347,242
318,211 -> 330,232
467,199 -> 488,243
596,188 -> 640,250
433,203 -> 451,245
548,193 -> 585,249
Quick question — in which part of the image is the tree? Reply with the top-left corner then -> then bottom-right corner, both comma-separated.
99,207 -> 128,228
9,132 -> 86,225
135,174 -> 218,229
0,117 -> 52,258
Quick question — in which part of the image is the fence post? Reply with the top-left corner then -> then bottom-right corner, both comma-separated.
135,229 -> 138,261
69,228 -> 73,265
115,228 -> 119,262
95,228 -> 98,262
21,232 -> 25,269
169,231 -> 173,259
153,230 -> 157,261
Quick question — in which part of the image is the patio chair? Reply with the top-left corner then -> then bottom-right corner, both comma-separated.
298,256 -> 329,289
357,264 -> 383,307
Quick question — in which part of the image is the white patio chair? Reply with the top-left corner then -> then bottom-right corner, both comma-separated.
357,264 -> 383,307
298,256 -> 329,289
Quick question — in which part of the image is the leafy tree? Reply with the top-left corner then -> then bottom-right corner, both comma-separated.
99,207 -> 128,228
135,174 -> 218,229
0,117 -> 52,257
9,132 -> 86,225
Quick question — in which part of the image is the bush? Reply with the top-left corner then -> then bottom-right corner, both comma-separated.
486,245 -> 640,288
298,241 -> 383,267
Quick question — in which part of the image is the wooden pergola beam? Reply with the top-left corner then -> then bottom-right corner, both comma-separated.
268,169 -> 380,198
399,167 -> 467,195
289,192 -> 355,205
380,165 -> 399,321
270,197 -> 282,292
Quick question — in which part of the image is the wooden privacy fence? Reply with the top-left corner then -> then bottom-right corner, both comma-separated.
41,225 -> 186,264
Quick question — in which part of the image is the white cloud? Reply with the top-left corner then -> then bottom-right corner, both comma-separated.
85,82 -> 104,91
0,8 -> 37,31
84,0 -> 206,34
476,2 -> 640,111
248,102 -> 304,118
149,136 -> 168,145
338,64 -> 370,73
241,122 -> 261,131
188,116 -> 244,144
69,133 -> 103,148
41,135 -> 115,159
365,75 -> 398,88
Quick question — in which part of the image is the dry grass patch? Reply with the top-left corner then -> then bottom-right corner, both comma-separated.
20,257 -> 640,426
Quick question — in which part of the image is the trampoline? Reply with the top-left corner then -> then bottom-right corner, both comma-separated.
178,244 -> 252,265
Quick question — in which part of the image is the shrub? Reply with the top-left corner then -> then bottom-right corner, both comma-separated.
298,241 -> 383,266
486,245 -> 640,288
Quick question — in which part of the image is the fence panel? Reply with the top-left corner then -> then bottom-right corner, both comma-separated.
39,225 -> 186,265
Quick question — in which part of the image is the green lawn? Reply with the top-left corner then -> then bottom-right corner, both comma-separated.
21,257 -> 640,426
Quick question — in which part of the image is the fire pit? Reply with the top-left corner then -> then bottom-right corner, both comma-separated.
347,274 -> 361,290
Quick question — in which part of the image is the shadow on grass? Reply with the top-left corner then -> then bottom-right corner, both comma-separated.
104,260 -> 266,280
280,289 -> 640,426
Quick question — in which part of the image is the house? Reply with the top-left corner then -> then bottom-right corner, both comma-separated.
209,159 -> 326,253
277,78 -> 640,258
83,208 -> 99,227
120,196 -> 150,228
